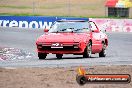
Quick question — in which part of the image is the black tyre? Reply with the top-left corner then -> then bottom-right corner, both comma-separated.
56,54 -> 63,59
38,53 -> 47,59
83,42 -> 92,58
99,43 -> 106,57
76,75 -> 87,85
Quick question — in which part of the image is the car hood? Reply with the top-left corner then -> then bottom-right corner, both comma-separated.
37,33 -> 90,43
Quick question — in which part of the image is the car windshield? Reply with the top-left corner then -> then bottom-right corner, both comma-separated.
49,21 -> 90,33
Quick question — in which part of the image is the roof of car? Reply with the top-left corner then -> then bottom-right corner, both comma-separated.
57,20 -> 88,22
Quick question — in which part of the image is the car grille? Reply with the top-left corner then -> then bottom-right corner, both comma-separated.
38,46 -> 80,51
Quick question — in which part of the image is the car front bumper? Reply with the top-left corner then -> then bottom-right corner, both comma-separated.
36,42 -> 86,54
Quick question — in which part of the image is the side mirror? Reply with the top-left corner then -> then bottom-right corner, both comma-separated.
44,29 -> 49,32
92,30 -> 99,33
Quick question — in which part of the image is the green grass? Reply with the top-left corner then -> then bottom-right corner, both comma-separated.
0,13 -> 41,16
0,13 -> 130,19
0,12 -> 87,18
0,5 -> 31,9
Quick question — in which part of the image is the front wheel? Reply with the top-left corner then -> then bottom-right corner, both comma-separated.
83,42 -> 92,58
99,43 -> 106,57
56,54 -> 63,59
38,53 -> 47,59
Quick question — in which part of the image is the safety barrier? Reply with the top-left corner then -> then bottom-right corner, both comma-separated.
0,16 -> 88,29
90,18 -> 132,32
0,16 -> 132,32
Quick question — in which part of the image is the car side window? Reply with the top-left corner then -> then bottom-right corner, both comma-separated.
89,21 -> 98,31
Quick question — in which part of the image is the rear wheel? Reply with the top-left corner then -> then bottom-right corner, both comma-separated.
38,53 -> 47,59
99,43 -> 106,57
56,54 -> 63,59
83,42 -> 92,58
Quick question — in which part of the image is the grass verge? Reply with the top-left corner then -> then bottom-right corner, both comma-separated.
0,13 -> 130,19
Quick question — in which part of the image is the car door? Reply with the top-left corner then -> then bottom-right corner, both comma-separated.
89,21 -> 103,53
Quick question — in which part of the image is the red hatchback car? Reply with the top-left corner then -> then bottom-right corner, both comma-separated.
36,20 -> 108,59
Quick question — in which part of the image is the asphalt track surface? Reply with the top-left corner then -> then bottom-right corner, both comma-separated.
0,27 -> 132,67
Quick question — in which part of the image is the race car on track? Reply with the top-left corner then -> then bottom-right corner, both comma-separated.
36,20 -> 108,59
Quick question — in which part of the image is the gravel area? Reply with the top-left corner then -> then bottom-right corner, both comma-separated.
0,65 -> 132,88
